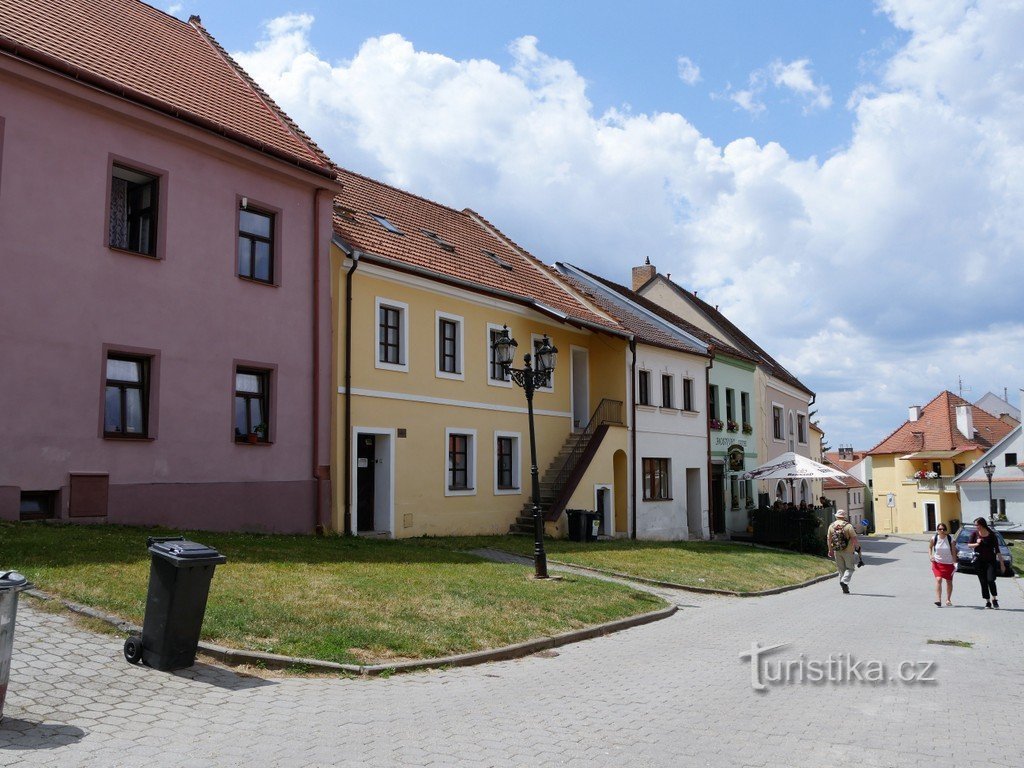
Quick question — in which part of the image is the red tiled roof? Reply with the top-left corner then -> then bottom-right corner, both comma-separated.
0,0 -> 332,176
332,168 -> 623,332
825,451 -> 868,471
868,391 -> 1015,455
643,274 -> 813,396
824,471 -> 864,491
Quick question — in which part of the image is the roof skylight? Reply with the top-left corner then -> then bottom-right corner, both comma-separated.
421,229 -> 455,252
371,214 -> 404,235
483,249 -> 514,271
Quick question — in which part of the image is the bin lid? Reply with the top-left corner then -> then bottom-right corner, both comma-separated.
0,571 -> 30,592
148,539 -> 227,566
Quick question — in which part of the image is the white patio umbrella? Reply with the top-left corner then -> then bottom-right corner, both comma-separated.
741,451 -> 847,481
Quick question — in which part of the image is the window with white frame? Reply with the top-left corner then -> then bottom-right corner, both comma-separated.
435,311 -> 464,379
375,298 -> 408,371
682,378 -> 694,411
494,432 -> 521,494
797,413 -> 807,444
638,370 -> 651,406
445,429 -> 476,495
772,404 -> 784,441
487,324 -> 512,385
661,374 -> 674,408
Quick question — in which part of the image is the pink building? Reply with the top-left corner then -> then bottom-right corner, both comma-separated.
0,0 -> 339,532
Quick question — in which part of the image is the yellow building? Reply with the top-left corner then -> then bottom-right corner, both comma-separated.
330,169 -> 633,537
868,391 -> 1013,533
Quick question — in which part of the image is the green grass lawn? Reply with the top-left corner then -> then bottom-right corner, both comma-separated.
1,523 -> 662,665
424,536 -> 835,593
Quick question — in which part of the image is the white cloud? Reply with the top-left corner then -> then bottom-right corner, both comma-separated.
233,0 -> 1024,447
769,58 -> 832,111
677,56 -> 701,86
165,2 -> 183,17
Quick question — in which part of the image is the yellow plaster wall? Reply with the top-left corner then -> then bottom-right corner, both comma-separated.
871,452 -> 980,533
334,254 -> 630,537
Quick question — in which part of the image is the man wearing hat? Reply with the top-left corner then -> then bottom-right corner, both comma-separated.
827,509 -> 859,593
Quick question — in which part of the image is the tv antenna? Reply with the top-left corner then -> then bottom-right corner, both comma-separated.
957,376 -> 971,399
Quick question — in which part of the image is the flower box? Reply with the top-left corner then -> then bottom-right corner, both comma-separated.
726,419 -> 740,432
710,418 -> 724,430
741,423 -> 753,434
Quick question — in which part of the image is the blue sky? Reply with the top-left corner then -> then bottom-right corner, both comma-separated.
166,1 -> 1024,450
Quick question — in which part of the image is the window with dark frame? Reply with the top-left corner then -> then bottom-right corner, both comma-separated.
662,375 -> 673,408
709,385 -> 719,420
741,392 -> 750,425
642,458 -> 671,500
448,433 -> 470,490
379,305 -> 402,364
439,317 -> 459,373
797,414 -> 807,443
954,462 -> 966,476
104,355 -> 149,437
234,368 -> 269,442
726,388 -> 735,422
773,406 -> 784,440
109,164 -> 158,255
20,491 -> 57,521
1005,453 -> 1017,467
238,207 -> 275,283
496,436 -> 515,489
638,370 -> 651,405
489,328 -> 510,381
682,378 -> 694,411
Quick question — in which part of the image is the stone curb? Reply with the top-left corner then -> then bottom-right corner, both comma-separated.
24,587 -> 676,677
539,558 -> 836,597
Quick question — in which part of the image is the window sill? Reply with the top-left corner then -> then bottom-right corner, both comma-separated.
108,245 -> 161,261
642,497 -> 673,502
436,370 -> 465,381
660,406 -> 678,413
235,439 -> 273,447
636,404 -> 656,411
238,275 -> 278,288
495,487 -> 522,495
680,409 -> 698,415
103,434 -> 155,442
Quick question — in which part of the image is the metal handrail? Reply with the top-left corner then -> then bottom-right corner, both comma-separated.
549,399 -> 623,493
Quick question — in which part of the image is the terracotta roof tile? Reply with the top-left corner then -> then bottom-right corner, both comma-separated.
0,0 -> 332,174
868,391 -> 1015,455
823,472 -> 864,491
332,168 -> 623,332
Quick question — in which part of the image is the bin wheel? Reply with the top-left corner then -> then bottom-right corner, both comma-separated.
123,635 -> 144,665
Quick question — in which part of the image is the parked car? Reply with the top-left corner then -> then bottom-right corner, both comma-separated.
954,524 -> 1014,576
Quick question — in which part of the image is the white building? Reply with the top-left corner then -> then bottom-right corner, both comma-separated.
557,263 -> 712,539
955,411 -> 1024,530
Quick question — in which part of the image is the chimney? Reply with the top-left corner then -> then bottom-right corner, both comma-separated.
632,258 -> 655,290
955,404 -> 974,438
908,406 -> 922,422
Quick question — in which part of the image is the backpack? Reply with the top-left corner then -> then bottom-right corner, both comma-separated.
828,522 -> 850,551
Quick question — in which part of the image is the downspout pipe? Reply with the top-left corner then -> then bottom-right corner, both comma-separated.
343,249 -> 361,536
705,347 -> 715,539
629,338 -> 638,540
312,187 -> 328,536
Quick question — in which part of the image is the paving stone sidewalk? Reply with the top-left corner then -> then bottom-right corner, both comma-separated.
1,537 -> 1021,767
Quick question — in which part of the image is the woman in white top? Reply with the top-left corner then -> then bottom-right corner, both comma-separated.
928,523 -> 956,606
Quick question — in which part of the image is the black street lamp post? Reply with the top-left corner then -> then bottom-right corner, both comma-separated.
492,325 -> 558,579
983,459 -> 996,523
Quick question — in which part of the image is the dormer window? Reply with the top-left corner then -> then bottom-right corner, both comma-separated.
421,229 -> 455,252
371,214 -> 403,235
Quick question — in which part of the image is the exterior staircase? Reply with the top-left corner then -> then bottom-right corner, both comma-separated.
509,399 -> 623,534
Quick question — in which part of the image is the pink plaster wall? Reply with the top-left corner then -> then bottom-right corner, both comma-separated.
0,60 -> 335,529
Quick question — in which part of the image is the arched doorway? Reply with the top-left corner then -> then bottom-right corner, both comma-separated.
613,449 -> 628,534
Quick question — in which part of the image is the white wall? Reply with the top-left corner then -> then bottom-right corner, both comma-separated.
634,344 -> 709,539
957,427 -> 1024,526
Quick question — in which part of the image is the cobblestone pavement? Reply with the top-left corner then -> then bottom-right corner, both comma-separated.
1,537 -> 1021,767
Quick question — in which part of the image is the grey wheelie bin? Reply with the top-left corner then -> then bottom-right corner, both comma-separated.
123,537 -> 226,671
1,570 -> 31,720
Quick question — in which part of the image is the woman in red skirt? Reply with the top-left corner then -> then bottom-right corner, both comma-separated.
929,523 -> 956,606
